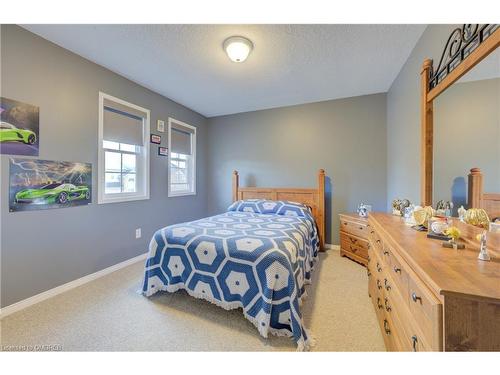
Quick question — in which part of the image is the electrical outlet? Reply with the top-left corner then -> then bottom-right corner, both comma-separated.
135,228 -> 141,239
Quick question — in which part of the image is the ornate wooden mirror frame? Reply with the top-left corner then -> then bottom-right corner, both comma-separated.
420,24 -> 500,207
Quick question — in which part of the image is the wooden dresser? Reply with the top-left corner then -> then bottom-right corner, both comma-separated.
339,213 -> 369,266
367,212 -> 500,351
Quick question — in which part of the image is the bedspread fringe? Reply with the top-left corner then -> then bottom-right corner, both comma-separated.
143,283 -> 315,351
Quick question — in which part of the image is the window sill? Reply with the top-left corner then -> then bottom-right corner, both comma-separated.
98,194 -> 150,204
168,191 -> 196,198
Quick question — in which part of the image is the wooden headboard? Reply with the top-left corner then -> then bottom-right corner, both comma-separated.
232,169 -> 326,251
468,167 -> 500,220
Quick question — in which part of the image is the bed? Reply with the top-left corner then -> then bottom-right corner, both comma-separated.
142,170 -> 325,350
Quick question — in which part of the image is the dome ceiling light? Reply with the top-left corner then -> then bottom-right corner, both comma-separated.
223,36 -> 253,63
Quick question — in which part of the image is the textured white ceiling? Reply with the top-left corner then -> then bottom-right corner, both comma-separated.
22,24 -> 426,117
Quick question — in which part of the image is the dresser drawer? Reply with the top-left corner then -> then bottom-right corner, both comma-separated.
381,292 -> 409,351
380,244 -> 392,266
380,317 -> 396,350
340,233 -> 369,259
375,277 -> 384,295
382,245 -> 410,304
386,289 -> 433,352
374,259 -> 384,276
408,276 -> 442,349
371,283 -> 386,322
341,243 -> 368,260
385,300 -> 431,351
399,326 -> 432,352
369,229 -> 383,253
341,218 -> 368,238
368,269 -> 376,299
371,283 -> 394,350
340,232 -> 369,250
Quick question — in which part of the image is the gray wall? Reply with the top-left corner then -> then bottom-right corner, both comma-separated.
0,25 -> 208,308
386,25 -> 459,208
434,78 -> 500,213
206,93 -> 388,245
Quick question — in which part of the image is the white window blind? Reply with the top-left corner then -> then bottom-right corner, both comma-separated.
170,122 -> 194,155
103,98 -> 146,146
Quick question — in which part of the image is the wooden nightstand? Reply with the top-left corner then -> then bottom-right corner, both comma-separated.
339,213 -> 369,266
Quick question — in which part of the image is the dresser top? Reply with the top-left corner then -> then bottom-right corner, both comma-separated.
339,212 -> 368,221
369,212 -> 500,302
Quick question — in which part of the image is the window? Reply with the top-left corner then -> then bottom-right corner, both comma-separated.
168,118 -> 196,197
98,92 -> 150,204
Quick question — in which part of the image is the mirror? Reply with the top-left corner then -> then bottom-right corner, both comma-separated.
432,48 -> 500,216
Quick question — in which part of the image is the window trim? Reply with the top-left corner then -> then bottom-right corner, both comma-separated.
98,92 -> 150,204
168,117 -> 196,197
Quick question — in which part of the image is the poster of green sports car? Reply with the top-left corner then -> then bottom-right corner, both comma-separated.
1,97 -> 40,156
9,158 -> 92,212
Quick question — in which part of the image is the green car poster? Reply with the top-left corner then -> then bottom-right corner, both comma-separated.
9,158 -> 92,212
1,97 -> 40,156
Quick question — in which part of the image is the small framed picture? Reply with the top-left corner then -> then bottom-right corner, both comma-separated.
150,134 -> 161,144
157,119 -> 165,133
158,147 -> 168,156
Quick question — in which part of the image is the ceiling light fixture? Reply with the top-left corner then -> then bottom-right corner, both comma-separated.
223,36 -> 253,63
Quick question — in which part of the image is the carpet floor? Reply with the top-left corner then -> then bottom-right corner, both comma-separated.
0,249 -> 385,351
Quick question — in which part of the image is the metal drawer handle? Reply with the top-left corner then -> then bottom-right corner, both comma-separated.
367,256 -> 371,262
370,230 -> 375,235
377,298 -> 383,309
376,239 -> 381,244
393,266 -> 401,274
411,335 -> 418,352
384,278 -> 391,291
377,279 -> 382,290
343,222 -> 348,225
367,243 -> 371,250
383,250 -> 389,256
349,237 -> 358,244
367,270 -> 371,277
411,292 -> 422,303
383,319 -> 391,335
384,297 -> 392,312
349,245 -> 357,253
359,226 -> 364,230
377,262 -> 382,272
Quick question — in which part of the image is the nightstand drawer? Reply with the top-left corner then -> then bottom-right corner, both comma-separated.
340,232 -> 369,249
341,242 -> 368,259
340,231 -> 369,259
341,218 -> 368,238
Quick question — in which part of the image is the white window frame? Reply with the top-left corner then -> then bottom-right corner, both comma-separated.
168,117 -> 196,197
98,92 -> 150,204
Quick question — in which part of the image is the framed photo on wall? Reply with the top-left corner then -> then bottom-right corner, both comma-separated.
9,158 -> 92,212
158,147 -> 168,156
150,134 -> 161,144
1,97 -> 40,156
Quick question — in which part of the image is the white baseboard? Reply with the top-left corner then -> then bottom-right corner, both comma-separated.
0,252 -> 148,320
325,243 -> 340,250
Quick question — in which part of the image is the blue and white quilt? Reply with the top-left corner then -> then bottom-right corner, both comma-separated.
142,199 -> 319,350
